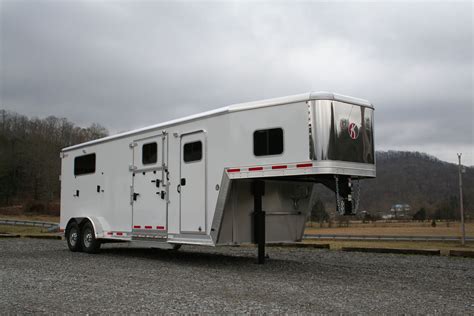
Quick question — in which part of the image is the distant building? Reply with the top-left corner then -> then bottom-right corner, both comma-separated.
389,204 -> 411,218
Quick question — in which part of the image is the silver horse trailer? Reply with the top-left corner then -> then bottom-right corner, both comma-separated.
60,92 -> 375,262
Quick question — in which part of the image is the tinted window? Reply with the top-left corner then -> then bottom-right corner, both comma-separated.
183,141 -> 202,162
254,128 -> 283,156
74,153 -> 96,176
142,142 -> 157,165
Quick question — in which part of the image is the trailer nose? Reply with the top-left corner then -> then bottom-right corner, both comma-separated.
308,99 -> 374,164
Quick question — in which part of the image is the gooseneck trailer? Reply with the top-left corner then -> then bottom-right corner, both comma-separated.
60,92 -> 375,262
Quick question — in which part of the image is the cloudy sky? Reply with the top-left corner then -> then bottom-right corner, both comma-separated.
1,0 -> 473,164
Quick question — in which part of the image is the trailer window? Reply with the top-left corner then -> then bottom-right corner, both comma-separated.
142,142 -> 157,165
183,141 -> 202,163
74,153 -> 96,176
254,128 -> 283,156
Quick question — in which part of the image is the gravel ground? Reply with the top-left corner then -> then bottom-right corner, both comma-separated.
0,239 -> 473,314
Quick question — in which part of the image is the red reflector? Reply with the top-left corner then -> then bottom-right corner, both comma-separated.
145,226 -> 152,229
157,226 -> 165,230
107,232 -> 113,235
297,163 -> 313,168
249,167 -> 263,171
272,165 -> 287,170
227,168 -> 240,173
116,232 -> 123,236
133,225 -> 141,229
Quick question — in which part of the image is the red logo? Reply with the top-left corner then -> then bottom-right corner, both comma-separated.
348,123 -> 359,140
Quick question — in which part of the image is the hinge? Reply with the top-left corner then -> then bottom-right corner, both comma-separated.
129,142 -> 138,148
129,165 -> 137,171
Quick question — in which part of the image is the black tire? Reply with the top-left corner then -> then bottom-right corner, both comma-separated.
169,244 -> 181,251
80,221 -> 101,254
66,221 -> 82,252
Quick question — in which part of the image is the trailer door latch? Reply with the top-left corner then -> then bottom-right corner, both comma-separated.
157,191 -> 166,199
133,192 -> 140,201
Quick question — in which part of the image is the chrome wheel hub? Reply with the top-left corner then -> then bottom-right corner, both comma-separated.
70,229 -> 78,247
84,229 -> 92,248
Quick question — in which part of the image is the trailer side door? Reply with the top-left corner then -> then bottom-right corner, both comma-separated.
179,132 -> 206,233
131,133 -> 168,236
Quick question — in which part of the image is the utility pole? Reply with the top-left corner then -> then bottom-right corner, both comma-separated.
457,153 -> 465,246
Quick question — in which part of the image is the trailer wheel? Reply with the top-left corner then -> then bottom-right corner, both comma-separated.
66,221 -> 82,252
80,221 -> 101,254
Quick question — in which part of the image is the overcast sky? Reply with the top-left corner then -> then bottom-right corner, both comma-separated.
1,0 -> 473,165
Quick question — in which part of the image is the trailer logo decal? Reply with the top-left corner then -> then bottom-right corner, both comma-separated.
348,123 -> 359,140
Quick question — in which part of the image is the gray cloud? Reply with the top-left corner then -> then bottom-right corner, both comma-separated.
1,0 -> 472,164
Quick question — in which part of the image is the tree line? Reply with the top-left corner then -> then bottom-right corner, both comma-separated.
0,109 -> 108,208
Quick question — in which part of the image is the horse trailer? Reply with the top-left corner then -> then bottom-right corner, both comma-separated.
60,92 -> 375,262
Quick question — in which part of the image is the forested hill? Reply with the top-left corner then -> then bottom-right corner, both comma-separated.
0,109 -> 472,217
316,151 -> 473,217
0,109 -> 108,207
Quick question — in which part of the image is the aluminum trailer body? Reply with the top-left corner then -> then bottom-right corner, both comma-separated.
60,92 -> 375,252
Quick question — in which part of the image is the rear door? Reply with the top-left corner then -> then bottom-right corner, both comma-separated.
131,133 -> 168,236
179,132 -> 206,233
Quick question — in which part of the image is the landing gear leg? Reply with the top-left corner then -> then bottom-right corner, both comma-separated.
252,180 -> 266,264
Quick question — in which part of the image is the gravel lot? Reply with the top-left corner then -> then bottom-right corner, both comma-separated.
0,239 -> 473,314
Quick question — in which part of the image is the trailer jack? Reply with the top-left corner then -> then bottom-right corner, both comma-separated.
252,180 -> 266,264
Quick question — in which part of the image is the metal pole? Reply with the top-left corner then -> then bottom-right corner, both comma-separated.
457,153 -> 465,246
252,180 -> 266,264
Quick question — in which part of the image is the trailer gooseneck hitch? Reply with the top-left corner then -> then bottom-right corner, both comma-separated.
334,175 -> 361,216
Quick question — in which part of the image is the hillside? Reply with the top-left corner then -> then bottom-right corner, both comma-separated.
314,151 -> 473,217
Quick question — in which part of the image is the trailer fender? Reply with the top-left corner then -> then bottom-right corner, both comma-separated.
84,216 -> 109,238
66,216 -> 109,239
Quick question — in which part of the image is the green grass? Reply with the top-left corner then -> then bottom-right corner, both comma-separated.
0,225 -> 52,235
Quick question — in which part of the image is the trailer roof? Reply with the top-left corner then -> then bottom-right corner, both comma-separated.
62,91 -> 373,152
